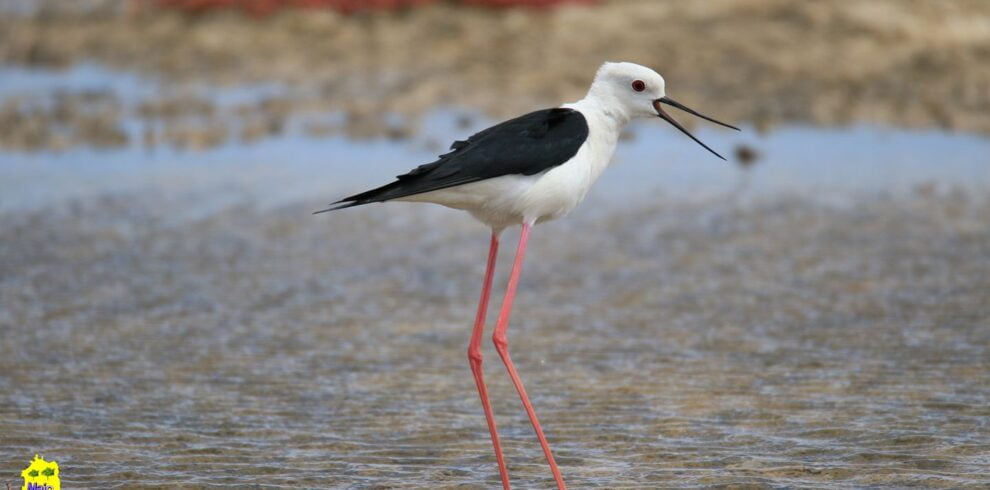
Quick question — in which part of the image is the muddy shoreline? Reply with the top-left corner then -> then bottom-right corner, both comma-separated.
3,0 -> 990,150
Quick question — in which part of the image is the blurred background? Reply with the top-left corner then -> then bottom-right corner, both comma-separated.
1,1 -> 988,488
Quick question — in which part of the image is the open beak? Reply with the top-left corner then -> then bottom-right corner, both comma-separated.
653,96 -> 740,161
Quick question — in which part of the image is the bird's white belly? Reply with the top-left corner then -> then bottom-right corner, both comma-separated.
401,151 -> 603,230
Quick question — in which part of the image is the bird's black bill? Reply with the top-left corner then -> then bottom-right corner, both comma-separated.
659,96 -> 740,131
652,100 -> 725,160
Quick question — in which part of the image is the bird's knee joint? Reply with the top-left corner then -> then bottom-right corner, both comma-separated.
468,348 -> 483,365
492,335 -> 508,353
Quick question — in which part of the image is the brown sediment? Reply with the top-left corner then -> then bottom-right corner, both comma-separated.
2,0 -> 990,150
0,89 -> 128,151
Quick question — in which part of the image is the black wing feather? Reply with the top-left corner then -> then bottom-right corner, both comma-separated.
317,108 -> 589,213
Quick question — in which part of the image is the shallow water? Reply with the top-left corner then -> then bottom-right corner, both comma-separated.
2,190 -> 988,488
2,67 -> 990,488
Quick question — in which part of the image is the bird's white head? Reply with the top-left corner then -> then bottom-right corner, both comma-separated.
588,61 -> 740,160
590,62 -> 667,119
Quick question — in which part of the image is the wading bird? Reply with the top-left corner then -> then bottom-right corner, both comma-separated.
318,62 -> 739,489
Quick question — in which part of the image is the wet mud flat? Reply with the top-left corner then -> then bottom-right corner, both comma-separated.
1,189 -> 988,488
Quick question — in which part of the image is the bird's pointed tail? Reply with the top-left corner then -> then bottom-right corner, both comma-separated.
312,201 -> 359,214
314,179 -> 409,215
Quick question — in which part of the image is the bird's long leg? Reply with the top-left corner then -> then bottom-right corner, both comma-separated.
492,222 -> 566,490
468,232 -> 511,490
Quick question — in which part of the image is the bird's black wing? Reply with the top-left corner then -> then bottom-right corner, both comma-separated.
317,108 -> 589,212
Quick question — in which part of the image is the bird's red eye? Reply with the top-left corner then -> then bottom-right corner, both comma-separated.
631,80 -> 646,92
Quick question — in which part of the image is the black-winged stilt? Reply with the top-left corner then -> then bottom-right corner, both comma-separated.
318,61 -> 739,489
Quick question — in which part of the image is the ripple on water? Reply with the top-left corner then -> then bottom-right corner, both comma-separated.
1,189 -> 988,487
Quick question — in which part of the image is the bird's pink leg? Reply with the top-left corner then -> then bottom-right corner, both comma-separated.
468,232 -> 511,489
492,222 -> 567,490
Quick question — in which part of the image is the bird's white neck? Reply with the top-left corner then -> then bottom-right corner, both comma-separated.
562,91 -> 630,165
570,88 -> 633,134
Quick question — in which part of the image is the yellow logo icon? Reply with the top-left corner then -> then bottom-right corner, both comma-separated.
20,454 -> 60,490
